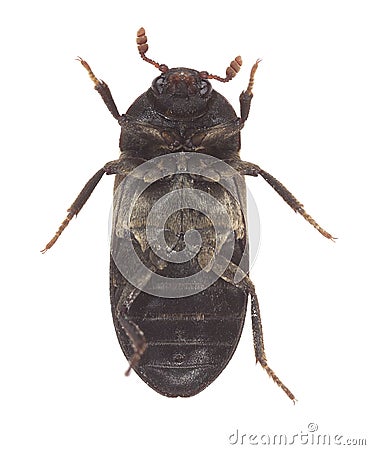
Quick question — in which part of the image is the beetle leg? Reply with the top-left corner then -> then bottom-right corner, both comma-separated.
201,253 -> 296,402
114,250 -> 166,375
248,285 -> 297,403
116,297 -> 148,376
239,59 -> 261,125
77,57 -> 122,121
41,160 -> 124,253
232,160 -> 335,240
111,256 -> 149,376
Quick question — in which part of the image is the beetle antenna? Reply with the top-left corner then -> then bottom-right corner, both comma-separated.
136,27 -> 168,73
203,56 -> 243,83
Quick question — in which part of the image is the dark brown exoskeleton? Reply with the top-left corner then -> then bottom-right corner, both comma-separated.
42,28 -> 334,401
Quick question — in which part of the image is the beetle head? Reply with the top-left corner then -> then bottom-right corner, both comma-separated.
150,67 -> 213,118
136,27 -> 242,119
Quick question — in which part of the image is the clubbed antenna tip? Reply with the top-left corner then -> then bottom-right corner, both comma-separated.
136,27 -> 168,73
203,56 -> 243,83
136,27 -> 255,85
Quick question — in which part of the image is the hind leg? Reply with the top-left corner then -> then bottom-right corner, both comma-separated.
199,252 -> 296,402
112,249 -> 167,375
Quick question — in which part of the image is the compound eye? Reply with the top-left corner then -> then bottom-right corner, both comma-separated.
200,79 -> 211,96
153,76 -> 165,94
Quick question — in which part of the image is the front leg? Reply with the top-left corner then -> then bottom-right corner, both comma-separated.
239,59 -> 261,126
236,61 -> 334,240
230,160 -> 335,241
77,57 -> 122,121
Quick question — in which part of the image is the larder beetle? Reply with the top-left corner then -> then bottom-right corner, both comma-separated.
42,27 -> 334,401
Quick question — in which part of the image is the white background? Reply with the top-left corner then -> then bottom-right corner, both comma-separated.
1,1 -> 369,449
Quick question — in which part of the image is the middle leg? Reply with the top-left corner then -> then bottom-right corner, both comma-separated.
226,160 -> 335,241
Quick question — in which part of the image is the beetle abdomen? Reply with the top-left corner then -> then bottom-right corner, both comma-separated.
112,270 -> 247,397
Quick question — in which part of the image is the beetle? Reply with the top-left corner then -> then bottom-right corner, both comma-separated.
42,27 -> 334,401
